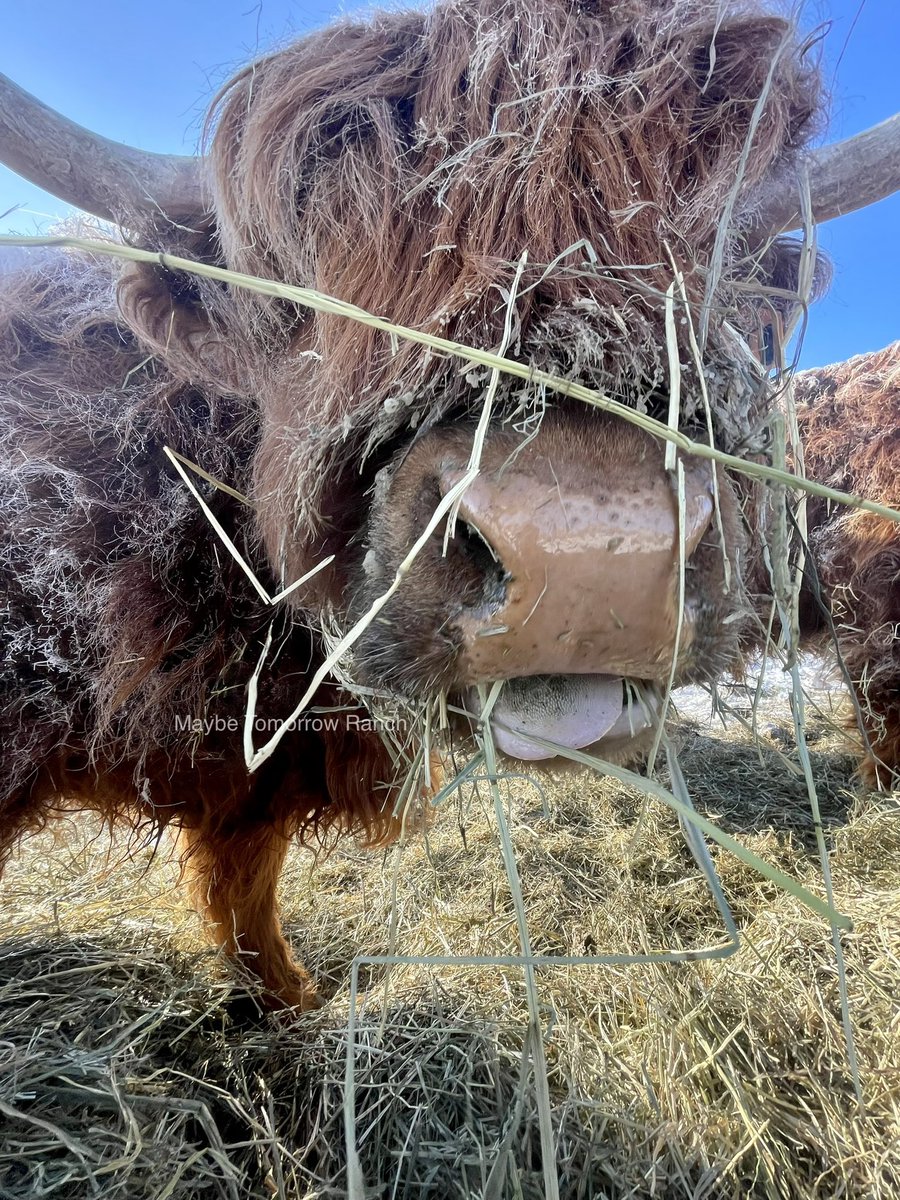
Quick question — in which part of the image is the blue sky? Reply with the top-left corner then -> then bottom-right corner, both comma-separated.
2,0 -> 897,369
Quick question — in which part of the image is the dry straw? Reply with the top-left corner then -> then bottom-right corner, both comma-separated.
3,735 -> 897,1197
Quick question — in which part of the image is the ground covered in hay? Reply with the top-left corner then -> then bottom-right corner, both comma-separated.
1,666 -> 898,1199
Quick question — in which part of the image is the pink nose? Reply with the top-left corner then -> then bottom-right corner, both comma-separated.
439,425 -> 714,684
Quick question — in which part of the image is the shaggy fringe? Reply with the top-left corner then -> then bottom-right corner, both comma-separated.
119,0 -> 823,586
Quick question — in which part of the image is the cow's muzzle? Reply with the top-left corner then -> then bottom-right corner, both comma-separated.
440,419 -> 714,760
442,449 -> 713,684
356,412 -> 724,762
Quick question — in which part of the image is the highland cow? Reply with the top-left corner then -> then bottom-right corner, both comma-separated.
1,0 -> 899,1008
796,342 -> 900,790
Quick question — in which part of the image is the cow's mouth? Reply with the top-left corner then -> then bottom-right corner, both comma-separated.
468,673 -> 658,762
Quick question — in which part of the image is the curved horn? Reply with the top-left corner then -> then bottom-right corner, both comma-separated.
753,112 -> 900,236
0,73 -> 207,226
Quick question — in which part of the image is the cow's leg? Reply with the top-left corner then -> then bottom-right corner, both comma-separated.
0,780 -> 56,878
179,822 -> 320,1010
0,751 -> 100,880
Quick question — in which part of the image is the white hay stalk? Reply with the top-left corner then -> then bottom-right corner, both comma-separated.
163,446 -> 334,606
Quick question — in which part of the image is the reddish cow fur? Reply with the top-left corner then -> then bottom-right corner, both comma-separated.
796,343 -> 900,791
0,256 -> 403,1007
0,0 -> 863,1007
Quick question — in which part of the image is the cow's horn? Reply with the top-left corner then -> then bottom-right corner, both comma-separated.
3,70 -> 898,237
0,73 -> 206,227
752,112 -> 900,237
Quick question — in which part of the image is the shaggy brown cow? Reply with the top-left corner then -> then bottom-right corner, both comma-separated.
1,0 -> 899,1008
796,342 -> 900,789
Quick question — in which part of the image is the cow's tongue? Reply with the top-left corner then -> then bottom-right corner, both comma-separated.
488,674 -> 624,761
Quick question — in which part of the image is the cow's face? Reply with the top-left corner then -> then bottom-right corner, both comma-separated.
349,407 -> 745,760
4,4 -> 899,772
107,0 -> 827,761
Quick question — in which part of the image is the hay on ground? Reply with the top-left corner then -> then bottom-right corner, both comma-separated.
1,668 -> 898,1199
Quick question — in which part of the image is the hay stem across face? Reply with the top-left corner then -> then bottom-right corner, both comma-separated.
243,251 -> 527,772
4,233 -> 900,526
445,249 -> 528,547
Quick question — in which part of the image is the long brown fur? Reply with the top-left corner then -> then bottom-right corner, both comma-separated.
796,343 -> 900,789
1,0 -> 831,1005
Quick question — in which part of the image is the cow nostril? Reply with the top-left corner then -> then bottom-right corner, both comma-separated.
460,516 -> 499,563
453,517 -> 508,610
